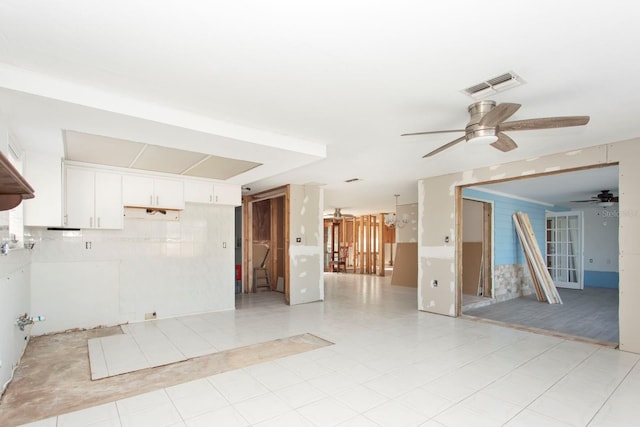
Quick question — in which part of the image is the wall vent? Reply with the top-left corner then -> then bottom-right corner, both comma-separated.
463,71 -> 524,99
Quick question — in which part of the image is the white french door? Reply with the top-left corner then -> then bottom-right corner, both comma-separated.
546,211 -> 583,289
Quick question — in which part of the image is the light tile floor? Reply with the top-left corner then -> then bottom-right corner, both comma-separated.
88,316 -> 221,379
20,273 -> 640,426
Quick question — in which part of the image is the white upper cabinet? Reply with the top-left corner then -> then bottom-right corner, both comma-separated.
122,175 -> 184,210
23,151 -> 62,227
184,180 -> 214,204
184,180 -> 241,206
213,183 -> 241,206
65,167 -> 122,229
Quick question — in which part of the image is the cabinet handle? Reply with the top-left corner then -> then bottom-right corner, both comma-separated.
90,217 -> 93,228
97,217 -> 101,228
64,214 -> 68,226
209,194 -> 212,202
215,195 -> 218,203
150,195 -> 153,205
156,196 -> 159,206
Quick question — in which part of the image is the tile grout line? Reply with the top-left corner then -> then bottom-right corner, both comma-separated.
585,356 -> 640,426
502,343 -> 608,425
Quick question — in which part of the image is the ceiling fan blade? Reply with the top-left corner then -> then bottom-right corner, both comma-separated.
500,116 -> 590,132
402,129 -> 464,137
490,132 -> 518,152
611,197 -> 619,203
423,136 -> 466,158
479,103 -> 521,127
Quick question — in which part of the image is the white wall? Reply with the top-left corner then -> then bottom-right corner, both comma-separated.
288,184 -> 324,305
578,205 -> 619,272
28,203 -> 235,335
0,250 -> 31,396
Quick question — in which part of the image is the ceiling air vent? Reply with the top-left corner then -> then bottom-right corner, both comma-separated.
463,71 -> 524,99
345,178 -> 360,183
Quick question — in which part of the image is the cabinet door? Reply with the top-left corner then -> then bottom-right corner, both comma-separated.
95,172 -> 123,229
184,180 -> 213,204
154,178 -> 185,209
23,151 -> 62,227
122,175 -> 155,207
213,183 -> 241,206
65,168 -> 95,228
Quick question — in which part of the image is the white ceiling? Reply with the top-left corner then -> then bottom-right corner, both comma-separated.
1,1 -> 638,215
473,165 -> 619,208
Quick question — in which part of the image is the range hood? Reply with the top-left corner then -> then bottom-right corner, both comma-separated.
0,150 -> 35,211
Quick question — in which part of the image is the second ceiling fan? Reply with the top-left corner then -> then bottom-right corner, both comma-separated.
402,100 -> 590,158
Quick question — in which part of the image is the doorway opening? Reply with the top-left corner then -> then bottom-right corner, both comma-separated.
461,198 -> 493,310
243,186 -> 289,304
459,165 -> 620,346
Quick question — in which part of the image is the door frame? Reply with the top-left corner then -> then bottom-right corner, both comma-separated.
461,196 -> 495,300
243,185 -> 290,304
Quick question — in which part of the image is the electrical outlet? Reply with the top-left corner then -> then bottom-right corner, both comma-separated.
223,242 -> 227,248
296,237 -> 302,243
144,312 -> 157,320
431,279 -> 438,287
85,241 -> 92,249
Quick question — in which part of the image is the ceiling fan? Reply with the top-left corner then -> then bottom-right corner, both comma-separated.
402,100 -> 590,158
325,208 -> 355,220
572,190 -> 619,206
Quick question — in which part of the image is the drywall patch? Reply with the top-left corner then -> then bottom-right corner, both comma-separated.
461,170 -> 478,184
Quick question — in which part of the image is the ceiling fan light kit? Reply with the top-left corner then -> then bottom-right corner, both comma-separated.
402,100 -> 590,158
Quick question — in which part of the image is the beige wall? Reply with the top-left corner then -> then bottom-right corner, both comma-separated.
418,140 -> 640,353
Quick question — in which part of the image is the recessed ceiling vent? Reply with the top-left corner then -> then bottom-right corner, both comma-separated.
345,178 -> 360,183
463,72 -> 525,99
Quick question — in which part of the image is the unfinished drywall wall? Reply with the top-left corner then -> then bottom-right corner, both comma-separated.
288,184 -> 323,305
391,242 -> 417,287
28,203 -> 235,334
608,140 -> 640,353
418,174 -> 457,316
397,203 -> 418,243
418,141 -> 640,353
463,199 -> 483,243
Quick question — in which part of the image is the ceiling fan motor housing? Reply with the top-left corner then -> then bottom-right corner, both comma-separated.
465,100 -> 497,142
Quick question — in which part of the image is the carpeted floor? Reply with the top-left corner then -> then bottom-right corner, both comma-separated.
463,287 -> 618,344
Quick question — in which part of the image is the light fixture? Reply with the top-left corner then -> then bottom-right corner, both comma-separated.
333,208 -> 342,219
384,194 -> 408,228
466,128 -> 498,144
598,201 -> 614,208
